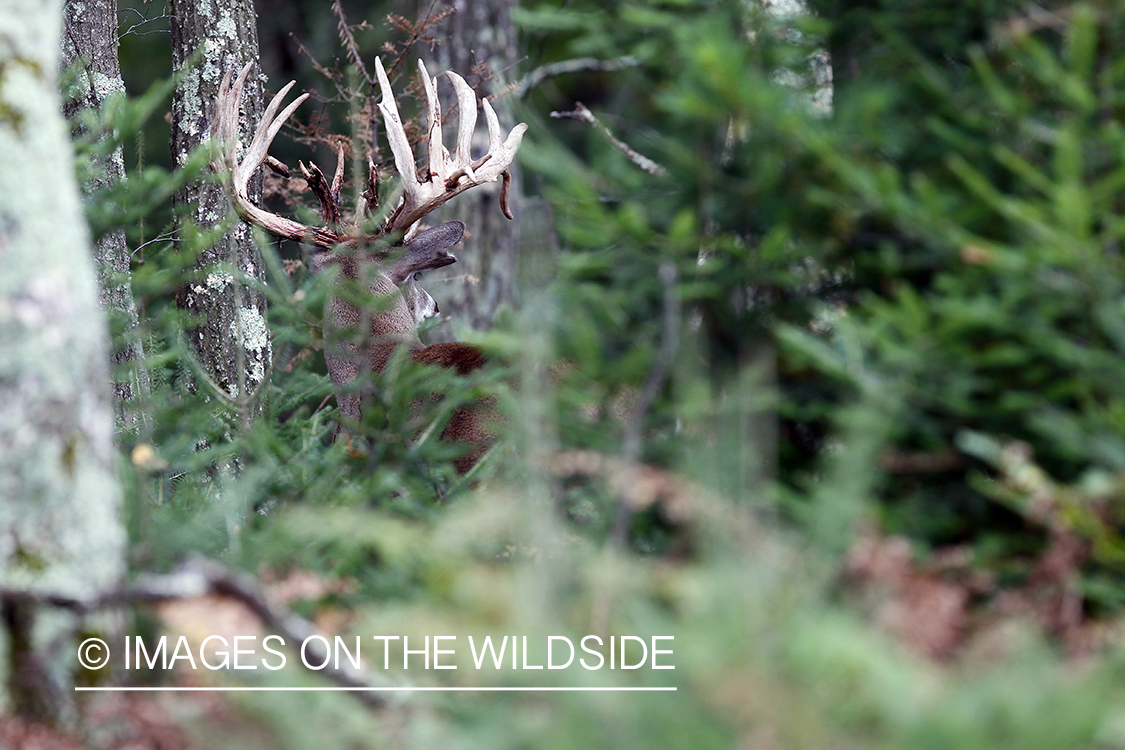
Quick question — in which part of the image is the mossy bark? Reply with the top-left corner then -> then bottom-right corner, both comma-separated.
61,0 -> 152,426
170,0 -> 269,421
0,0 -> 125,724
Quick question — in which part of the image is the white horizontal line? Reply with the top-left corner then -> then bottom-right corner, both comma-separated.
75,686 -> 676,692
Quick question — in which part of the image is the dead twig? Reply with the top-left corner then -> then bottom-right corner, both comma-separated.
517,56 -> 640,98
551,102 -> 667,177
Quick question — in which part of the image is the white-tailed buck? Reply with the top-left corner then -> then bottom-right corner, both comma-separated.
210,58 -> 526,472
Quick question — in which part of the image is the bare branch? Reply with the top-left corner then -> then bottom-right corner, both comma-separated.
332,0 -> 374,88
0,558 -> 391,707
551,102 -> 666,177
517,56 -> 640,98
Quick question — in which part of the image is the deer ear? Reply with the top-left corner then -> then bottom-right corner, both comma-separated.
410,220 -> 465,251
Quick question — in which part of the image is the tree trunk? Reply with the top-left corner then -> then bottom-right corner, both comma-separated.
61,0 -> 152,427
170,0 -> 269,421
0,0 -> 125,725
760,0 -> 833,116
414,0 -> 523,340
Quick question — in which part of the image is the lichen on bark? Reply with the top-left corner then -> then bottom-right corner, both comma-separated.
61,0 -> 152,424
0,0 -> 125,723
170,0 -> 270,419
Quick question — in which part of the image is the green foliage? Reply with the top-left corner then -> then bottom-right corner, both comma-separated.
70,72 -> 188,241
784,3 -> 1125,592
66,0 -> 1125,746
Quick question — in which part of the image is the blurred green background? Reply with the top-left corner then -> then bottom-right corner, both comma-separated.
59,0 -> 1125,746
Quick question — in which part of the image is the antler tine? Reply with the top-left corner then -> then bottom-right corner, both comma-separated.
480,98 -> 502,172
211,61 -> 341,247
418,59 -> 447,187
211,64 -> 245,174
447,71 -> 478,180
375,56 -> 421,200
210,68 -> 229,163
331,142 -> 345,203
477,98 -> 527,182
226,64 -> 251,143
235,78 -> 309,195
372,55 -> 528,235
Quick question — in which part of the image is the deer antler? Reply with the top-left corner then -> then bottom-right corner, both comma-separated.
376,58 -> 527,234
210,58 -> 527,249
210,63 -> 340,247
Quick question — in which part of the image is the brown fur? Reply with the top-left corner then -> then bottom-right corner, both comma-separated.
316,221 -> 496,472
412,343 -> 496,474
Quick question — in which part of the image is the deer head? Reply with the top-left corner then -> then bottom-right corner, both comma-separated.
317,220 -> 465,426
211,58 -> 525,469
